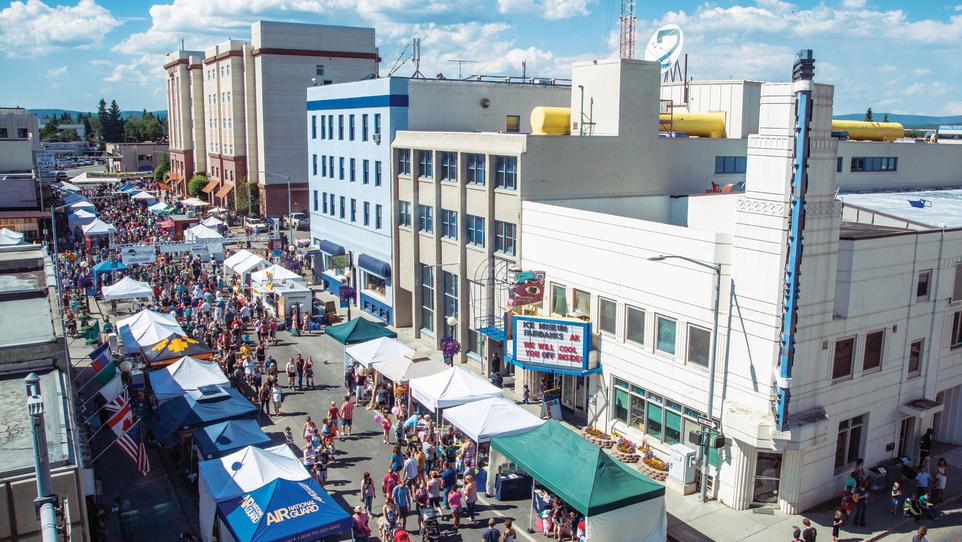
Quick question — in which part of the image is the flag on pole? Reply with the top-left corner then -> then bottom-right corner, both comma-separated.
97,373 -> 123,402
82,321 -> 101,341
103,393 -> 150,476
105,391 -> 133,438
88,343 -> 111,372
126,422 -> 150,477
91,359 -> 118,388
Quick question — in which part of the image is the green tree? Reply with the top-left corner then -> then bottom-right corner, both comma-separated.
96,98 -> 109,142
82,116 -> 93,141
863,107 -> 874,122
234,178 -> 251,214
882,114 -> 889,123
39,117 -> 59,141
49,128 -> 81,142
107,100 -> 124,142
154,153 -> 170,183
187,174 -> 209,196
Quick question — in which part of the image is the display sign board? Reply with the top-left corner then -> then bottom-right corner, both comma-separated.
540,387 -> 563,420
511,316 -> 592,372
36,152 -> 55,170
508,270 -> 545,307
120,245 -> 156,265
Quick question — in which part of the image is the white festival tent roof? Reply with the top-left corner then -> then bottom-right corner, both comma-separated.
69,200 -> 97,210
116,309 -> 184,348
148,201 -> 170,212
249,264 -> 303,286
131,191 -> 157,201
345,337 -> 414,369
101,276 -> 154,300
223,249 -> 253,268
198,445 -> 308,542
185,224 -> 224,241
148,356 -> 230,403
225,250 -> 267,277
200,216 -> 224,227
59,181 -> 81,192
69,171 -> 121,185
81,218 -> 116,236
409,366 -> 504,413
181,197 -> 210,207
372,354 -> 449,383
442,397 -> 545,443
0,228 -> 24,246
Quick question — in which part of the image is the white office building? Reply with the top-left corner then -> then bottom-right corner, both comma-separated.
307,76 -> 569,323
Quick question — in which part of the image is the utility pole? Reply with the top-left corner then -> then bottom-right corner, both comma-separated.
26,373 -> 60,542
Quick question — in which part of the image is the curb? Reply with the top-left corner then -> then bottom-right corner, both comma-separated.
864,492 -> 962,542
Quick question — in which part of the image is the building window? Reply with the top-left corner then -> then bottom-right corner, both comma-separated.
339,196 -> 345,219
951,312 -> 962,349
312,154 -> 318,176
439,152 -> 457,181
440,209 -> 458,239
850,156 -> 897,172
322,192 -> 328,214
687,325 -> 711,367
311,115 -> 317,139
397,201 -> 412,227
397,150 -> 411,176
573,289 -> 590,315
834,415 -> 865,472
349,114 -> 355,140
363,201 -> 370,226
362,114 -> 369,141
327,115 -> 333,139
420,265 -> 435,333
908,339 -> 924,377
495,156 -> 517,190
320,115 -> 326,140
375,161 -> 382,186
626,306 -> 645,345
374,113 -> 381,136
599,297 -> 617,335
442,271 -> 458,322
335,157 -> 342,180
321,155 -> 327,177
363,160 -> 370,184
350,158 -> 356,182
350,199 -> 357,222
917,269 -> 932,301
506,115 -> 520,133
714,156 -> 747,174
313,190 -> 318,212
466,153 -> 485,185
418,151 -> 433,179
832,337 -> 855,380
338,115 -> 344,140
329,194 -> 335,216
494,220 -> 516,256
836,156 -> 842,172
375,204 -> 383,230
465,214 -> 484,247
315,64 -> 325,76
551,284 -> 567,315
863,330 -> 884,372
656,316 -> 676,355
418,205 -> 434,233
954,263 -> 962,302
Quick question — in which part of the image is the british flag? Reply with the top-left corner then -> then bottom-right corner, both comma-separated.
103,392 -> 150,476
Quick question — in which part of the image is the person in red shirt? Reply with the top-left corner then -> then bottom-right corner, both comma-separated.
382,469 -> 400,499
339,395 -> 355,438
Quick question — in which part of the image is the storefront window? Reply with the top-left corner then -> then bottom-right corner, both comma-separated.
468,330 -> 486,358
665,410 -> 682,444
646,401 -> 663,439
629,394 -> 646,431
613,387 -> 629,423
364,272 -> 386,296
551,284 -> 568,315
612,377 -> 716,454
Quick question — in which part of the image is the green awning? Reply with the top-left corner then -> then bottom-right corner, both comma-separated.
324,317 -> 397,345
490,420 -> 665,516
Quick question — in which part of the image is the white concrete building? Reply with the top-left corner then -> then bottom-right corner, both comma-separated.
308,76 -> 569,323
0,108 -> 39,152
164,49 -> 207,188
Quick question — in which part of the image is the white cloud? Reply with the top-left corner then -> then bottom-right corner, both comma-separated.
842,0 -> 866,8
943,101 -> 962,115
45,65 -> 67,78
905,81 -> 950,96
913,68 -> 931,76
496,0 -> 591,19
105,53 -> 164,85
0,0 -> 121,57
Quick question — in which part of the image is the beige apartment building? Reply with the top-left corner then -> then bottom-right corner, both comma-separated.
0,107 -> 39,151
164,21 -> 378,215
164,50 -> 206,188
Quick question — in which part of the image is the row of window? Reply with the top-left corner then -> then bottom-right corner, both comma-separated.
549,285 -> 712,367
311,154 -> 383,186
396,150 -> 518,189
419,267 -> 459,334
206,65 -> 231,80
850,156 -> 898,172
397,202 -> 516,255
314,191 -> 384,230
207,92 -> 232,104
311,113 -> 382,143
714,156 -> 747,175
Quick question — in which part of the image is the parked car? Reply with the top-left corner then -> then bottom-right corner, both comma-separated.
244,216 -> 268,234
286,212 -> 309,230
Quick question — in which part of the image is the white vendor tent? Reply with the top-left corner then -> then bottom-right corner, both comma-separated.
372,352 -> 448,383
148,356 -> 229,403
148,201 -> 170,213
59,181 -> 81,192
185,224 -> 224,241
131,191 -> 157,201
198,444 -> 308,542
225,250 -> 267,280
116,309 -> 184,349
68,210 -> 97,230
200,216 -> 224,227
223,249 -> 253,268
81,218 -> 116,236
442,397 -> 544,443
345,337 -> 414,369
249,264 -> 304,288
0,228 -> 24,246
69,171 -> 121,185
409,366 -> 503,413
181,197 -> 209,207
69,200 -> 97,210
101,276 -> 153,300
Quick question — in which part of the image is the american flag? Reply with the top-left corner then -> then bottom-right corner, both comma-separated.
103,392 -> 150,476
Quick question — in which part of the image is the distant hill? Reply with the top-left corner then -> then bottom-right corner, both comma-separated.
30,109 -> 167,123
834,113 -> 962,129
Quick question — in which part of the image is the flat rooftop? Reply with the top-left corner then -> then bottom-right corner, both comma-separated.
0,369 -> 70,475
840,188 -> 962,228
0,269 -> 46,298
0,297 -> 55,347
839,222 -> 915,240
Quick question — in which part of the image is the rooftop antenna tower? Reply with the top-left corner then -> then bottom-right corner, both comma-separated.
619,0 -> 637,59
447,58 -> 477,79
412,38 -> 424,79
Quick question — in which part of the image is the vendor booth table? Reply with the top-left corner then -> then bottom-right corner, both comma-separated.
488,420 -> 667,542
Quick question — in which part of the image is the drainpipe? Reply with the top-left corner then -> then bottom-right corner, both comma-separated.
26,373 -> 60,542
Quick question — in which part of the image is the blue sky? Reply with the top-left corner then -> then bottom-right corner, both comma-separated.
1,0 -> 961,115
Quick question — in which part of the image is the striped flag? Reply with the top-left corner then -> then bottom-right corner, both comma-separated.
124,422 -> 150,477
103,392 -> 150,476
88,343 -> 111,372
96,373 -> 123,403
105,391 -> 133,438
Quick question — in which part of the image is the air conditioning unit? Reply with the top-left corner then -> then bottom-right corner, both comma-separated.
373,132 -> 381,145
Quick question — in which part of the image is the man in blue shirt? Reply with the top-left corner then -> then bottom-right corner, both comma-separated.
440,466 -> 457,511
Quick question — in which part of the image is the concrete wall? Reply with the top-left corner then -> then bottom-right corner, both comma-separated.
661,80 -> 762,139
0,140 -> 34,173
0,109 -> 39,151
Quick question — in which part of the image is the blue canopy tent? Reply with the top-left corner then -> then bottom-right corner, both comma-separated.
194,420 -> 272,460
92,259 -> 128,286
147,386 -> 257,447
216,478 -> 352,542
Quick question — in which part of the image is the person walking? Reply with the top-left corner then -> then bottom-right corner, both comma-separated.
890,481 -> 903,516
285,358 -> 296,389
258,381 -> 271,416
920,428 -> 933,461
392,481 -> 412,532
440,464 -> 457,512
270,382 -> 283,416
304,356 -> 315,389
351,506 -> 371,542
382,469 -> 400,501
851,480 -> 867,527
295,356 -> 304,390
503,518 -> 516,542
340,395 -> 355,438
463,474 -> 478,527
935,457 -> 948,503
800,518 -> 816,542
916,464 -> 931,500
481,518 -> 500,542
831,509 -> 843,542
361,472 -> 376,515
912,526 -> 928,542
447,483 -> 463,531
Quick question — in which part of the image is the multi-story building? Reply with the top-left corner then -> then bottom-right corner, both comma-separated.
307,76 -> 569,323
164,49 -> 206,190
0,107 -> 39,152
165,21 -> 378,215
104,142 -> 169,173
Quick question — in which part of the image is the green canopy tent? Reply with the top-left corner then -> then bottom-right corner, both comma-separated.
488,420 -> 666,542
325,317 -> 397,344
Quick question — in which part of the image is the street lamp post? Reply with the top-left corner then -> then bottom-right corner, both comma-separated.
648,254 -> 722,503
257,170 -> 294,244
